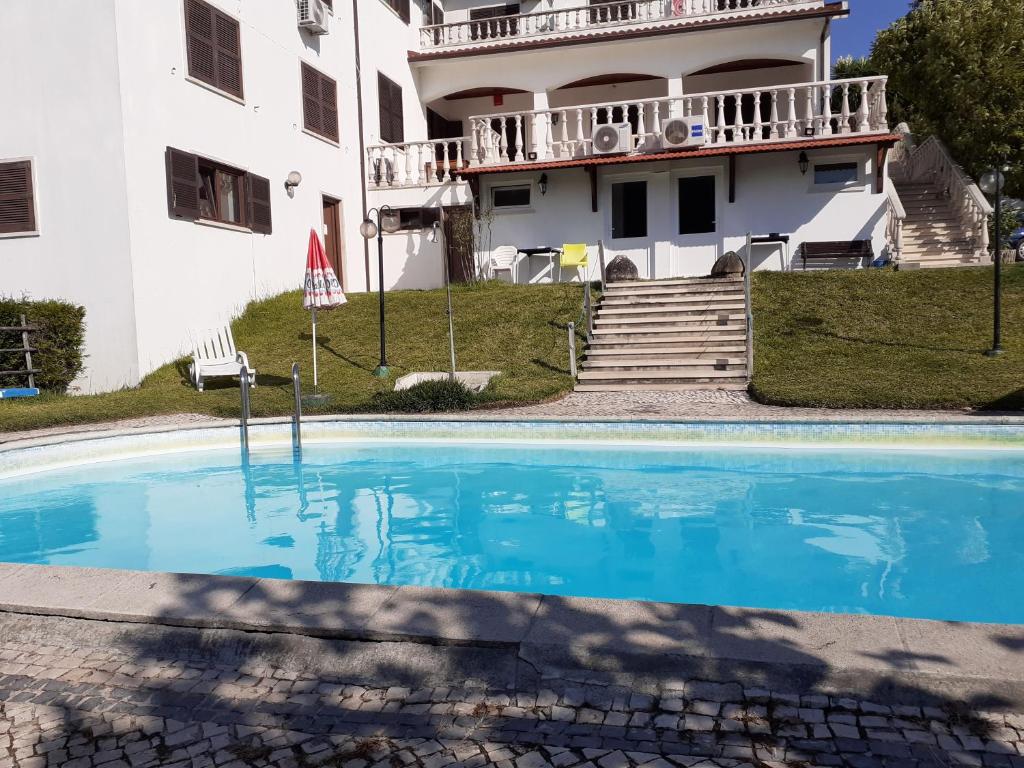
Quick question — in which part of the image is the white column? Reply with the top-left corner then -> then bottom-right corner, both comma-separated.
667,76 -> 684,118
532,91 -> 550,160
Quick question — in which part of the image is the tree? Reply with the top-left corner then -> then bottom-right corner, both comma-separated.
870,0 -> 1024,197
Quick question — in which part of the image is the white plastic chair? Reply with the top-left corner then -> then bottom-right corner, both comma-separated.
188,326 -> 256,392
489,245 -> 523,283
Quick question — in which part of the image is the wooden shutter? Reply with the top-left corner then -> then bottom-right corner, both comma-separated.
165,147 -> 201,221
213,8 -> 243,98
185,0 -> 242,99
378,73 -> 403,144
0,161 -> 36,234
246,174 -> 272,234
302,63 -> 338,142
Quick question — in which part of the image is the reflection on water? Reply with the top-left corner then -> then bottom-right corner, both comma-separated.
1,444 -> 1023,623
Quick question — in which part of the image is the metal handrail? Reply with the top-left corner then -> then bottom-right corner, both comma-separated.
239,364 -> 251,459
583,281 -> 594,341
291,363 -> 302,456
567,322 -> 578,379
743,234 -> 754,382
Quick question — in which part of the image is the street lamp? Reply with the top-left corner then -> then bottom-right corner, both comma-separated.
359,205 -> 401,377
980,167 -> 1006,357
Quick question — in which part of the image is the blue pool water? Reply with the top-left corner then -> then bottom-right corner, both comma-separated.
1,441 -> 1023,623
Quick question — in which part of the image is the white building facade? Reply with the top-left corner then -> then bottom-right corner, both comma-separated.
1,0 -> 901,392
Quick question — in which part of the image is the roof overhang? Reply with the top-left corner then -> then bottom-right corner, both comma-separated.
457,134 -> 901,178
409,2 -> 850,64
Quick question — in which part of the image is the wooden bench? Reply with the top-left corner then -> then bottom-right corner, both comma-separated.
801,240 -> 873,270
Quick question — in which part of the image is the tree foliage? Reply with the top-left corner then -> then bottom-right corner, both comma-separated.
869,0 -> 1024,196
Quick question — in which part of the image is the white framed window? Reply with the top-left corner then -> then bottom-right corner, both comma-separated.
809,155 -> 866,192
490,183 -> 532,211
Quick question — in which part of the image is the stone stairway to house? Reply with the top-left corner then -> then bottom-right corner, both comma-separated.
893,179 -> 985,269
576,276 -> 749,392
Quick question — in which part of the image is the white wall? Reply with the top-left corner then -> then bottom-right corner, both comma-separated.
478,145 -> 887,280
113,0 -> 365,377
0,0 -> 141,393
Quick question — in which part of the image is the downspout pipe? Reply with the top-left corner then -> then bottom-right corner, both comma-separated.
352,0 -> 371,292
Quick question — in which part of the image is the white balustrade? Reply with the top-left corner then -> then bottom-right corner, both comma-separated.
465,76 -> 889,166
419,0 -> 821,51
366,138 -> 471,189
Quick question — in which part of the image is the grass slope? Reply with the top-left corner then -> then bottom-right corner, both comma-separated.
751,265 -> 1024,410
0,282 -> 585,432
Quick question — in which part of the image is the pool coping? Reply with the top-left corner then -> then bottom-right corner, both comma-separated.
1,562 -> 1022,711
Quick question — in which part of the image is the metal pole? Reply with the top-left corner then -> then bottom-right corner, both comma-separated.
291,362 -> 302,457
744,232 -> 754,380
311,306 -> 318,392
567,321 -> 577,379
374,220 -> 389,377
436,211 -> 457,380
239,363 -> 251,459
988,183 -> 1003,356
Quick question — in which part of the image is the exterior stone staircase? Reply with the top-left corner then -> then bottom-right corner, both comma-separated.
576,276 -> 749,392
893,179 -> 985,268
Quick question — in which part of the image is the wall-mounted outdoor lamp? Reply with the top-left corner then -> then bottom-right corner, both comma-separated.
798,152 -> 809,176
285,171 -> 303,197
539,173 -> 549,195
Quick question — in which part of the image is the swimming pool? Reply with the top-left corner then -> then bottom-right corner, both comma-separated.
1,421 -> 1023,624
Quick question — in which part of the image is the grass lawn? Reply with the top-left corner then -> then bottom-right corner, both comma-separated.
751,264 -> 1024,410
0,282 -> 585,433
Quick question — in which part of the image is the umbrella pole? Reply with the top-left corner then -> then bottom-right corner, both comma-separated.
311,306 -> 318,393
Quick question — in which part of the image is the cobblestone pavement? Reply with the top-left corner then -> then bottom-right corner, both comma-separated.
2,622 -> 1023,768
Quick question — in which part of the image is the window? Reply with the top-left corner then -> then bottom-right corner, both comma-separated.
491,185 -> 531,209
394,207 -> 441,231
165,147 -> 271,233
381,0 -> 410,23
813,162 -> 859,187
184,0 -> 243,100
678,176 -> 716,235
469,4 -> 521,39
0,160 -> 37,235
377,73 -> 404,144
301,63 -> 339,143
322,0 -> 333,10
611,181 -> 646,239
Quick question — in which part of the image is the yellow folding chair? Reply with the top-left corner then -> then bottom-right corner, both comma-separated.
559,243 -> 589,282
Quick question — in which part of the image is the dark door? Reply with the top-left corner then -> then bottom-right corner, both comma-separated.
443,205 -> 475,283
322,196 -> 344,287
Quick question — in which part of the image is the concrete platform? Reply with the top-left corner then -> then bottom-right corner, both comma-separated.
0,563 -> 1021,711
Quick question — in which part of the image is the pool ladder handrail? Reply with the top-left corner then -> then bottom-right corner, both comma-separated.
291,362 -> 303,456
239,363 -> 251,459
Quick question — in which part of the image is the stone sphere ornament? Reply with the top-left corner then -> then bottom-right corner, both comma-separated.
605,254 -> 640,282
710,251 -> 745,277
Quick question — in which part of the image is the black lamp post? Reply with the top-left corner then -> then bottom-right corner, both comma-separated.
359,205 -> 400,377
980,167 -> 1006,357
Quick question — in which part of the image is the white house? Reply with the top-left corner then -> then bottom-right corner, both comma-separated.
0,0 -> 990,392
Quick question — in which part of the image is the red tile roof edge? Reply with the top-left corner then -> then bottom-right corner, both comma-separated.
457,134 -> 901,177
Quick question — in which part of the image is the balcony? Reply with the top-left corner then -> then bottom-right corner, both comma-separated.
366,76 -> 890,189
417,0 -> 829,54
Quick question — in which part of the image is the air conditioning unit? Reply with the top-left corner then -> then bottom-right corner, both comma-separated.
661,116 -> 707,149
592,122 -> 633,155
298,0 -> 330,35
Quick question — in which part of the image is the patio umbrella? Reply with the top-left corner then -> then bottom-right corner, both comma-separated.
302,228 -> 346,390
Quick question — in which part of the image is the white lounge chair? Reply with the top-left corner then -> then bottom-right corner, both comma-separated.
189,326 -> 256,392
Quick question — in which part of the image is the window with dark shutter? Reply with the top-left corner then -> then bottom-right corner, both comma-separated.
378,73 -> 404,144
381,0 -> 410,24
184,0 -> 244,99
301,63 -> 339,143
165,147 -> 271,233
0,161 -> 37,235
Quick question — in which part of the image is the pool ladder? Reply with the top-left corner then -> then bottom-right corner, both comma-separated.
238,363 -> 303,461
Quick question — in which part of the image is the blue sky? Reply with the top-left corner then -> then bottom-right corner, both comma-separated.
831,0 -> 912,60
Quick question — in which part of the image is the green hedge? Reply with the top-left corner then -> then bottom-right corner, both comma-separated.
0,298 -> 86,393
367,379 -> 477,413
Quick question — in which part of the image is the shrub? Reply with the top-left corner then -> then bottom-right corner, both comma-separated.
368,378 -> 476,413
0,298 -> 86,393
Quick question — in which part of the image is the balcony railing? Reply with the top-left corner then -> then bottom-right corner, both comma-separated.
419,0 -> 822,51
366,77 -> 889,188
